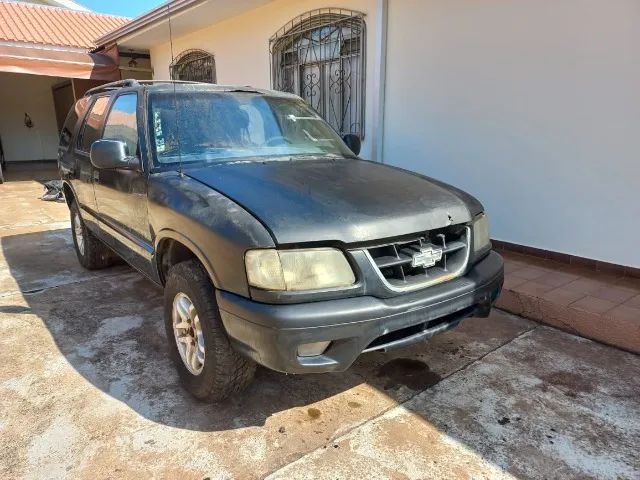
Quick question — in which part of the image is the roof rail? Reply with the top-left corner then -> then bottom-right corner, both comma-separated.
84,79 -> 206,97
136,80 -> 202,85
84,79 -> 139,96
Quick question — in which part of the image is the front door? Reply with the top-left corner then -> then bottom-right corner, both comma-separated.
92,92 -> 153,275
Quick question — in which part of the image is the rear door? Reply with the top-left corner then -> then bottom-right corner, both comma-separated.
58,96 -> 87,183
92,92 -> 153,275
72,95 -> 110,230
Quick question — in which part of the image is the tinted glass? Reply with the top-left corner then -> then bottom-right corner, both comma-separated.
103,94 -> 138,155
149,92 -> 355,165
59,97 -> 89,149
78,96 -> 109,152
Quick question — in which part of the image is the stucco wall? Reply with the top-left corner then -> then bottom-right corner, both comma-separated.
383,0 -> 640,268
0,72 -> 63,162
149,0 -> 378,158
145,0 -> 638,267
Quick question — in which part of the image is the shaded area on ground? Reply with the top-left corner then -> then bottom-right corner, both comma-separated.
0,229 -> 533,433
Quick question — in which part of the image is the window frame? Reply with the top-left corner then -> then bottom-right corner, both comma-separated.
169,49 -> 217,83
75,94 -> 111,154
269,9 -> 367,140
101,92 -> 140,157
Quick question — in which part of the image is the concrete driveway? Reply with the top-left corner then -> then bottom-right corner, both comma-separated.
1,168 -> 639,480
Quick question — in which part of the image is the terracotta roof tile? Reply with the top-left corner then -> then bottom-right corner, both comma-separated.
0,1 -> 129,49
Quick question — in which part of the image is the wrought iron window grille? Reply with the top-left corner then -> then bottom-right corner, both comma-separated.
170,49 -> 217,84
270,8 -> 366,139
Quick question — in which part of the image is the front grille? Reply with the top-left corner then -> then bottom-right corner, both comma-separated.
366,224 -> 470,291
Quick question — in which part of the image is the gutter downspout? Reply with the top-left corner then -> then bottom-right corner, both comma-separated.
370,0 -> 388,163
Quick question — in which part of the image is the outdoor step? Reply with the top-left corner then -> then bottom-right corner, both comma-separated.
495,250 -> 640,355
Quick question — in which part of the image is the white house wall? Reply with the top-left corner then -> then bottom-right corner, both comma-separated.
0,72 -> 63,162
149,0 -> 379,158
383,0 -> 640,268
145,0 -> 639,268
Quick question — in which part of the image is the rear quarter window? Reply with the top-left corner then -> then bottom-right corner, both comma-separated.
59,97 -> 89,149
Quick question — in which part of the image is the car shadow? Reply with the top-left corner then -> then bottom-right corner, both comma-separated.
14,226 -> 489,430
0,228 -> 378,432
0,227 -> 528,434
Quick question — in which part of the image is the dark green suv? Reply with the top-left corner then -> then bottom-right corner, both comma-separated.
58,79 -> 503,402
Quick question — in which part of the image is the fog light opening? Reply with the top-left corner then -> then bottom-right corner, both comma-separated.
297,341 -> 331,357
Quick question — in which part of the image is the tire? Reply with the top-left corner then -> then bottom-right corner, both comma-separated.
69,200 -> 119,270
164,259 -> 256,402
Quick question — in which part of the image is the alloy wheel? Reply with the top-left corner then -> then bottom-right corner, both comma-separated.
172,292 -> 205,375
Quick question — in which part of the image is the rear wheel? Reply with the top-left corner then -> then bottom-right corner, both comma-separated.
69,201 -> 119,269
164,259 -> 255,402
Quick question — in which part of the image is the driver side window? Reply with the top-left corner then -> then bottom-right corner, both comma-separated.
77,96 -> 109,152
102,94 -> 138,156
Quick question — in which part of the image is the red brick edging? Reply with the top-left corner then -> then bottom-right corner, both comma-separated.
496,252 -> 640,354
496,289 -> 639,354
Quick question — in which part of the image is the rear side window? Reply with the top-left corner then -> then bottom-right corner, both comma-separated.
77,96 -> 109,152
59,97 -> 89,149
102,94 -> 138,155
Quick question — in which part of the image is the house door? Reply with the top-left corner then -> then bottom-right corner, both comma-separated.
52,81 -> 74,133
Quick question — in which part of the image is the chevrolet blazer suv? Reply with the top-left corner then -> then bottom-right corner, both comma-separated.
58,80 -> 504,402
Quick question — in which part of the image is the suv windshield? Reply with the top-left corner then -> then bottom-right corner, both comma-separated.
148,91 -> 355,164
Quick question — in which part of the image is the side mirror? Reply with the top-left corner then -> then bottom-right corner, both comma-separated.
90,139 -> 139,170
342,134 -> 361,156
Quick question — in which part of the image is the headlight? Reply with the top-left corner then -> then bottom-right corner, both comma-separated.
245,248 -> 356,291
473,213 -> 491,252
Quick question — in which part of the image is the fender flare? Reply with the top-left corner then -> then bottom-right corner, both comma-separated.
154,228 -> 221,288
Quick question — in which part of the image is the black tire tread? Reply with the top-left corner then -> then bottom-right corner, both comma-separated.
164,259 -> 255,402
70,201 -> 119,270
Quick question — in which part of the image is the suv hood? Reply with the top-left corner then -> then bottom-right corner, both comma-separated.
185,158 -> 482,245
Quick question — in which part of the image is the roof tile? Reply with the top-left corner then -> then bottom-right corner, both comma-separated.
0,1 -> 129,49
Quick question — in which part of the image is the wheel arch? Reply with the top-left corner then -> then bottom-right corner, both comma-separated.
155,230 -> 220,288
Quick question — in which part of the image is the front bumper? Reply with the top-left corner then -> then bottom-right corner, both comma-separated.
217,251 -> 504,374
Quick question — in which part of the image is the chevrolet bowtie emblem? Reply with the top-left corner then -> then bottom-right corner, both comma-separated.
411,246 -> 443,268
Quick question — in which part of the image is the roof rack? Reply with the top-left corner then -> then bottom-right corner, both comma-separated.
84,79 -> 139,96
84,79 -> 204,97
136,80 -> 202,85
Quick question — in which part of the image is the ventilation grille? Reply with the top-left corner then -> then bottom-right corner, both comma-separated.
367,225 -> 470,291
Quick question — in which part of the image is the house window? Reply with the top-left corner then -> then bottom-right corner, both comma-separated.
170,49 -> 216,83
270,9 -> 366,138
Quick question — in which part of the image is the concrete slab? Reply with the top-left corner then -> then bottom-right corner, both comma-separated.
0,169 -> 68,234
0,228 -> 129,296
0,272 -> 531,479
1,173 -> 639,479
268,327 -> 640,480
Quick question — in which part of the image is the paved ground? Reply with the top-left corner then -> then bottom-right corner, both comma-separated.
1,166 -> 639,479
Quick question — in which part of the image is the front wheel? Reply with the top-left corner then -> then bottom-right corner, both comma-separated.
164,259 -> 255,402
